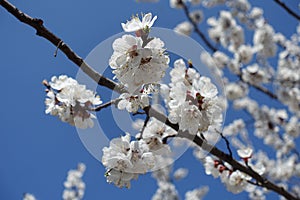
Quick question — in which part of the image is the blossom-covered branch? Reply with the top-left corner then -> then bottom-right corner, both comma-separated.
148,106 -> 299,200
2,1 -> 299,199
178,0 -> 279,101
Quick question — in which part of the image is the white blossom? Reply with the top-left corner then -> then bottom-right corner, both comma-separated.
173,168 -> 189,180
213,51 -> 229,68
121,13 -> 157,33
249,7 -> 263,20
234,45 -> 253,64
174,21 -> 193,36
237,147 -> 253,159
225,82 -> 248,100
225,170 -> 249,194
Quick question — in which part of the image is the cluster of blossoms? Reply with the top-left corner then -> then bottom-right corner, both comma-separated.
204,156 -> 249,194
110,13 -> 169,94
44,75 -> 102,129
102,117 -> 180,188
161,59 -> 223,135
102,130 -> 171,188
233,97 -> 299,157
199,1 -> 276,85
208,10 -> 244,51
109,13 -> 170,114
62,163 -> 86,200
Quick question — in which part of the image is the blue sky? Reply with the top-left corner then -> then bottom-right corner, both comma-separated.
0,0 -> 299,199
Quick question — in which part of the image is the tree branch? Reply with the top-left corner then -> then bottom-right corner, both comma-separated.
1,1 -> 298,199
0,0 -> 126,94
273,0 -> 300,21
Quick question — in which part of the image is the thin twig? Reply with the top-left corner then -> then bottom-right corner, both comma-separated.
216,130 -> 233,158
273,0 -> 300,21
54,40 -> 63,57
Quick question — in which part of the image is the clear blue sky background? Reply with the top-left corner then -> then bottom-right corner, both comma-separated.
0,0 -> 299,199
